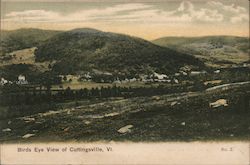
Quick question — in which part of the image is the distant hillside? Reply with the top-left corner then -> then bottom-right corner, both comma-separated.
35,28 -> 205,75
0,28 -> 61,56
153,36 -> 250,67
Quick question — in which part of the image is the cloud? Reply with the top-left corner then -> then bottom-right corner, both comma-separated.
3,1 -> 249,24
178,1 -> 194,12
5,10 -> 60,22
169,1 -> 224,22
207,1 -> 249,23
4,3 -> 152,23
231,14 -> 249,24
108,1 -> 223,23
208,1 -> 246,14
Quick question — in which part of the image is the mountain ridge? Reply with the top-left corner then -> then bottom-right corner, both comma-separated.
153,36 -> 250,67
34,28 -> 205,75
0,28 -> 61,56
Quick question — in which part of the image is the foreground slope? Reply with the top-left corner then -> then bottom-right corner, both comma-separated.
0,83 -> 249,142
35,28 -> 205,74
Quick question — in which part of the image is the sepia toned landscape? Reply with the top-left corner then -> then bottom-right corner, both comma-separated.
0,0 -> 249,142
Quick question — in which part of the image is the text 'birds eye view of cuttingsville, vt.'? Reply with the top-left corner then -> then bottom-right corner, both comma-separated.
0,0 -> 249,142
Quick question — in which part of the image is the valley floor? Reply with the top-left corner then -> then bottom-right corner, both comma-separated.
0,83 -> 249,142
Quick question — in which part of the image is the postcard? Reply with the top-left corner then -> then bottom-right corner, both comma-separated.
0,0 -> 249,164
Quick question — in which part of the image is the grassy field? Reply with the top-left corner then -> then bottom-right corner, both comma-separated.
0,48 -> 35,66
0,47 -> 50,72
194,52 -> 249,68
0,84 -> 249,142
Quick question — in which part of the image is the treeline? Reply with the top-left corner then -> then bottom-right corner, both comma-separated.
0,84 -> 195,106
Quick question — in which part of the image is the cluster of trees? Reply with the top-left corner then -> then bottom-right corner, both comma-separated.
0,84 -> 195,106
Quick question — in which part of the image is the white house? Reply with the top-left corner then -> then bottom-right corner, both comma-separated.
129,78 -> 137,82
113,80 -> 121,84
180,71 -> 188,76
18,75 -> 26,81
153,72 -> 168,80
190,71 -> 207,76
174,79 -> 179,84
243,63 -> 250,67
83,72 -> 92,79
16,75 -> 28,85
0,78 -> 8,86
175,73 -> 181,76
214,70 -> 220,74
113,77 -> 121,84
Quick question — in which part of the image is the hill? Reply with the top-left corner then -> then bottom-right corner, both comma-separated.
0,28 -> 61,56
153,36 -> 250,67
35,28 -> 205,75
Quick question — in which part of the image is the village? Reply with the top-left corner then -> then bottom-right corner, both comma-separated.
0,74 -> 28,86
3,61 -> 250,87
0,67 -> 222,87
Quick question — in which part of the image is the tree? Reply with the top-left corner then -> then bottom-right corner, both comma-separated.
63,76 -> 67,81
48,63 -> 52,70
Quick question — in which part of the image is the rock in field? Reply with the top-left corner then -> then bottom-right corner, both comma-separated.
22,134 -> 35,139
117,125 -> 133,134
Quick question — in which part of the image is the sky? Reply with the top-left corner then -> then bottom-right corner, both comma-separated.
1,0 -> 249,40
